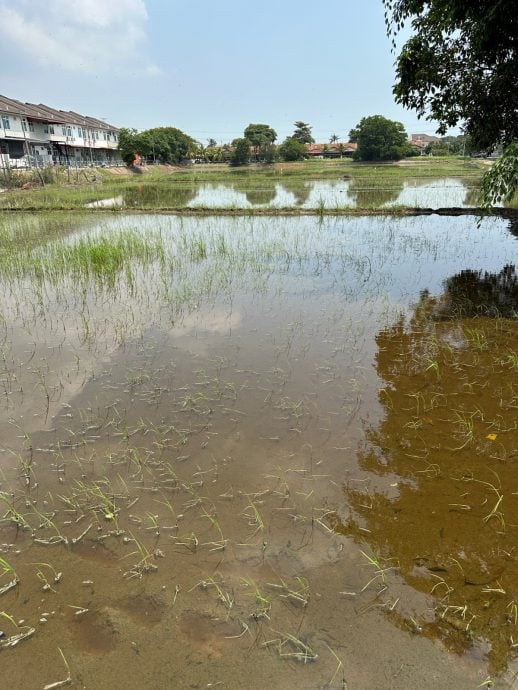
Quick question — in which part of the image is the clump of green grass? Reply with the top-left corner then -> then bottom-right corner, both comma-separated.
0,229 -> 165,285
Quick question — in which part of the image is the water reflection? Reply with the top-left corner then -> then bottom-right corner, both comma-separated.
0,212 -> 517,686
332,273 -> 518,674
432,264 -> 518,318
231,179 -> 278,206
84,177 -> 480,209
124,184 -> 197,207
346,177 -> 404,207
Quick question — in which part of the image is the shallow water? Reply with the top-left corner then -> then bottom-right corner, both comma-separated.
0,213 -> 517,689
85,177 -> 480,209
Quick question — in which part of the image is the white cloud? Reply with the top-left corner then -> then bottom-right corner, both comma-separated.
0,0 -> 159,75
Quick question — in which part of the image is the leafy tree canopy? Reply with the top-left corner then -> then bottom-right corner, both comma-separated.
278,137 -> 308,162
244,123 -> 277,148
230,138 -> 251,166
384,0 -> 518,204
292,121 -> 314,144
384,0 -> 518,151
349,115 -> 409,161
118,126 -> 198,165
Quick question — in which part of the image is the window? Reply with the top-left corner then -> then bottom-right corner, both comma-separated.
49,125 -> 54,134
1,115 -> 9,130
62,126 -> 67,136
28,121 -> 34,132
77,127 -> 83,137
22,119 -> 27,131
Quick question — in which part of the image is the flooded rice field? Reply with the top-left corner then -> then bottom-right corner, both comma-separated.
0,212 -> 517,688
86,176 -> 479,210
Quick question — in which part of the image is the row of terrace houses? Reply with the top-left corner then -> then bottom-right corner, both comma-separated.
0,95 -> 121,168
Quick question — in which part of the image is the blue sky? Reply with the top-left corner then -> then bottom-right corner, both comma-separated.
0,0 -> 446,143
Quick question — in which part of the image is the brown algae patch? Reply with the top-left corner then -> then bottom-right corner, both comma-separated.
116,593 -> 166,626
68,608 -> 119,654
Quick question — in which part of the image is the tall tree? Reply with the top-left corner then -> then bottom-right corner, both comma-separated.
118,128 -> 140,165
243,123 -> 277,160
230,138 -> 251,166
292,121 -> 314,144
329,133 -> 339,144
383,0 -> 518,203
349,115 -> 409,161
278,137 -> 307,162
117,126 -> 197,165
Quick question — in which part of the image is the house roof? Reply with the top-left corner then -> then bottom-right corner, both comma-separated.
0,95 -> 118,130
411,133 -> 440,143
306,142 -> 357,154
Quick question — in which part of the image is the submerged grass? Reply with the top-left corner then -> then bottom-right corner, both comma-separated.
0,211 -> 516,686
0,227 -> 165,285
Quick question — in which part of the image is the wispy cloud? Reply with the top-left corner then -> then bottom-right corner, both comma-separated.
0,0 -> 159,75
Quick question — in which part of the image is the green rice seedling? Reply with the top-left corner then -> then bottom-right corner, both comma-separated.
32,562 -> 62,592
263,630 -> 318,663
243,501 -> 265,536
266,576 -> 310,608
359,550 -> 397,592
199,504 -> 226,549
224,619 -> 250,640
0,612 -> 36,649
189,236 -> 207,262
451,410 -> 477,450
192,576 -> 234,619
0,556 -> 19,594
174,531 -> 199,553
74,479 -> 119,526
241,578 -> 272,620
324,642 -> 346,688
0,492 -> 31,531
8,449 -> 34,487
507,601 -> 518,626
481,581 -> 505,594
469,475 -> 505,530
31,505 -> 68,545
42,647 -> 72,689
425,359 -> 441,382
276,396 -> 305,418
152,496 -> 177,530
463,326 -> 488,351
123,531 -> 158,579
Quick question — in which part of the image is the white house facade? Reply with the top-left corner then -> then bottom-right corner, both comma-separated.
0,95 -> 121,168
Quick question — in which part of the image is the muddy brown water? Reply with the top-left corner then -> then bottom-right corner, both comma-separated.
0,213 -> 517,689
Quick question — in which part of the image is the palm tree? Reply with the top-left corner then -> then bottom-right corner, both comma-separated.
329,133 -> 339,144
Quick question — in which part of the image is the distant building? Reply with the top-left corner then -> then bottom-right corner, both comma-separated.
411,133 -> 440,144
0,94 -> 121,168
306,142 -> 357,158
